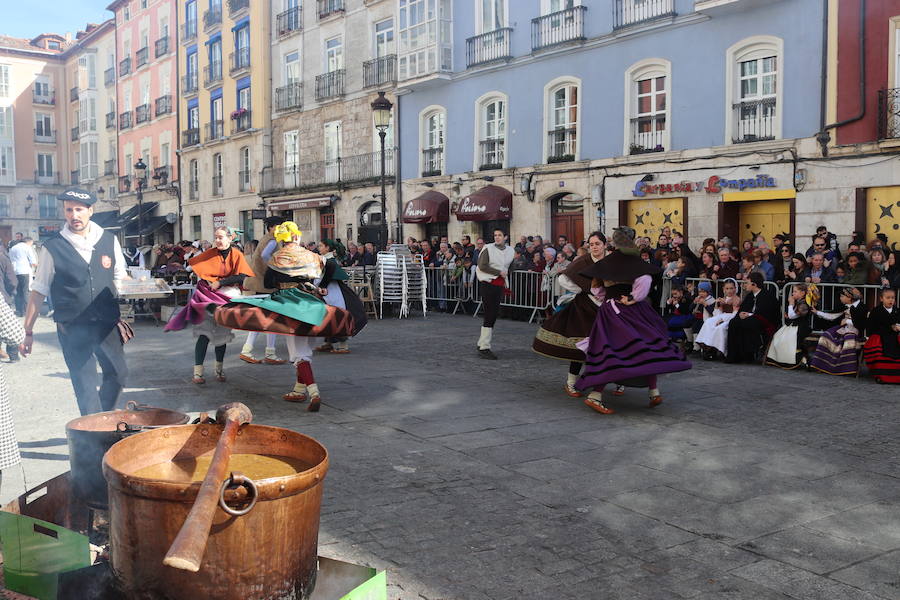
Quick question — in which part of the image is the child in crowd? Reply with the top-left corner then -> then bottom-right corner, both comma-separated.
809,287 -> 868,376
664,286 -> 694,346
695,279 -> 741,360
766,284 -> 813,369
863,288 -> 900,384
687,281 -> 716,352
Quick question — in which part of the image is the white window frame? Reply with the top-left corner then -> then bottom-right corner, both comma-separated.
0,107 -> 12,139
543,76 -> 581,162
541,0 -> 580,15
0,65 -> 8,98
283,130 -> 299,187
725,35 -> 783,145
374,18 -> 395,59
623,58 -> 671,155
284,50 -> 300,85
419,105 -> 446,176
398,0 -> 453,81
473,92 -> 508,171
477,0 -> 508,34
0,146 -> 15,185
325,36 -> 343,73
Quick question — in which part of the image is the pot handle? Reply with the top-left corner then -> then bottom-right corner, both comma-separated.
218,472 -> 258,517
125,400 -> 151,412
116,421 -> 144,434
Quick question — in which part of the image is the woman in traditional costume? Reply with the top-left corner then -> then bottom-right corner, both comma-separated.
532,232 -> 625,401
164,226 -> 254,384
863,288 -> 900,384
808,287 -> 868,376
765,283 -> 814,369
575,227 -> 692,415
314,239 -> 367,354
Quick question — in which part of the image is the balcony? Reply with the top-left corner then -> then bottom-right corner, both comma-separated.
136,46 -> 149,68
479,139 -> 504,170
182,72 -> 199,96
70,86 -> 79,102
119,111 -> 133,129
228,0 -> 249,16
183,128 -> 201,147
211,174 -> 223,196
155,95 -> 173,117
613,0 -> 675,29
315,69 -> 345,101
878,88 -> 900,139
155,36 -> 169,58
188,179 -> 199,200
262,150 -> 395,193
182,20 -> 197,43
34,171 -> 59,185
70,170 -> 79,185
532,6 -> 587,51
153,166 -> 169,185
276,6 -> 302,36
34,129 -> 56,144
205,120 -> 224,142
230,47 -> 250,75
119,57 -> 131,77
466,28 -> 512,68
204,62 -> 223,87
106,111 -> 116,129
71,126 -> 79,141
203,7 -> 222,29
547,127 -> 577,163
275,82 -> 302,111
238,169 -> 250,192
231,109 -> 251,134
104,159 -> 117,176
629,116 -> 667,154
135,103 -> 151,125
33,90 -> 55,105
732,97 -> 776,143
421,147 -> 443,177
363,55 -> 396,88
104,67 -> 116,86
318,0 -> 344,19
119,175 -> 131,193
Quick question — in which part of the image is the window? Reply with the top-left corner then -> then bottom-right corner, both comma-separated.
213,153 -> 223,195
160,142 -> 170,166
209,38 -> 223,76
124,4 -> 130,20
48,40 -> 61,50
625,59 -> 670,155
0,106 -> 11,139
37,154 -> 54,176
141,0 -> 147,8
0,147 -> 14,183
192,215 -> 201,238
375,19 -> 394,58
324,121 -> 341,183
35,114 -> 52,137
326,37 -> 343,72
80,141 -> 98,181
0,195 -> 9,217
186,0 -> 197,30
545,77 -> 580,162
543,0 -> 579,13
39,193 -> 57,218
284,51 -> 300,84
477,95 -> 506,170
726,36 -> 783,144
211,94 -> 223,130
398,0 -> 452,80
479,0 -> 506,33
35,77 -> 51,100
239,146 -> 250,191
284,130 -> 299,186
87,54 -> 97,89
237,84 -> 250,110
420,107 -> 445,176
0,65 -> 8,98
189,158 -> 199,199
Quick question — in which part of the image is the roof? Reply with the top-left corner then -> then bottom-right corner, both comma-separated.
0,34 -> 67,55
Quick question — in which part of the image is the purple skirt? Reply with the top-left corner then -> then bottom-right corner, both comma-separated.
576,300 -> 692,390
163,282 -> 233,332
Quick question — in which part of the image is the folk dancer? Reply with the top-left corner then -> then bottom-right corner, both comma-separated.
475,228 -> 515,359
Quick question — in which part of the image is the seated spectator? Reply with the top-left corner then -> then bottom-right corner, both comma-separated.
809,287 -> 867,376
343,242 -> 363,267
663,285 -> 693,344
736,255 -> 755,281
725,272 -> 779,363
752,249 -> 774,281
804,253 -> 837,283
687,281 -> 716,352
696,279 -> 741,360
766,283 -> 813,369
785,253 -> 807,283
863,288 -> 900,384
868,247 -> 890,287
712,247 -> 739,280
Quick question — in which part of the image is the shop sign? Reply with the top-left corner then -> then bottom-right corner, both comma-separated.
632,174 -> 777,197
212,212 -> 226,229
404,203 -> 428,218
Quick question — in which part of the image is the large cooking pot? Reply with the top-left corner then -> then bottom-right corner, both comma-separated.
103,422 -> 329,600
66,402 -> 190,510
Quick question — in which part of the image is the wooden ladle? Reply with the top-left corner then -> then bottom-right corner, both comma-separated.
163,402 -> 253,572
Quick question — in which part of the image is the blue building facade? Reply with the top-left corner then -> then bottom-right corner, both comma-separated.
395,0 -> 826,247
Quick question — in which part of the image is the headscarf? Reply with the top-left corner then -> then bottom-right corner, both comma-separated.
274,221 -> 302,243
268,243 -> 323,279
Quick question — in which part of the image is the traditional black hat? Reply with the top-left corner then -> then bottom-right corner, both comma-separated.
56,187 -> 98,206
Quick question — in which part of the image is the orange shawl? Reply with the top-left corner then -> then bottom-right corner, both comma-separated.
189,248 -> 255,282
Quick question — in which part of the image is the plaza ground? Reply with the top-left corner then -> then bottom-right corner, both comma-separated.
4,311 -> 900,599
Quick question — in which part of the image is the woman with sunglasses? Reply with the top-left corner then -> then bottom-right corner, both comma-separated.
773,244 -> 794,286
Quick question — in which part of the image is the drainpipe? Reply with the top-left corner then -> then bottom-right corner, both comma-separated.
395,93 -> 402,243
816,0 -> 865,156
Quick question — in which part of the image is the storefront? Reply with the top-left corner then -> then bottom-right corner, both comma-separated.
455,184 -> 513,241
402,191 -> 449,242
266,196 -> 335,243
549,193 -> 585,245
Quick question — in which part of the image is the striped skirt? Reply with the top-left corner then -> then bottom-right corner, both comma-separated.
863,334 -> 900,384
809,325 -> 860,376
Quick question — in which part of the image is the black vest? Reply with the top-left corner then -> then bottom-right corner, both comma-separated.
44,229 -> 121,324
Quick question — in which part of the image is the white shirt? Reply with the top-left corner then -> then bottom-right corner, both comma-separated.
32,222 -> 128,297
9,243 -> 37,275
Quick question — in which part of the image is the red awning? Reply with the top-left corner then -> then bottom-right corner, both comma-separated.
456,185 -> 512,221
402,191 -> 449,224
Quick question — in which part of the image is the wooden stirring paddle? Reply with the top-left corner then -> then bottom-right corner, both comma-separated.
163,402 -> 253,572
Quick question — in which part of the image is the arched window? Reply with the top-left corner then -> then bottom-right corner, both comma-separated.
420,106 -> 445,177
476,93 -> 507,170
544,77 -> 580,162
624,59 -> 671,155
726,36 -> 783,144
189,159 -> 198,200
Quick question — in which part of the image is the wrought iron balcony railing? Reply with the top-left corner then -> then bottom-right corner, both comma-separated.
119,111 -> 133,129
104,159 -> 117,176
155,36 -> 169,58
532,6 -> 587,51
231,110 -> 251,134
275,82 -> 302,111
262,150 -> 395,193
106,111 -> 116,129
228,0 -> 249,16
878,88 -> 900,140
119,175 -> 131,193
182,72 -> 199,95
119,57 -> 131,77
479,139 -> 504,170
732,97 -> 776,143
153,166 -> 169,184
547,127 -> 577,162
183,128 -> 201,147
205,120 -> 224,141
363,55 -> 396,88
613,0 -> 675,29
71,127 -> 79,141
33,90 -> 55,105
136,46 -> 149,68
203,7 -> 222,29
230,47 -> 250,74
70,86 -> 79,102
155,95 -> 173,117
629,116 -> 666,154
182,20 -> 197,43
135,103 -> 151,125
315,69 -> 345,101
421,147 -> 443,177
204,62 -> 223,87
104,67 -> 116,86
277,6 -> 302,36
466,28 -> 512,68
34,171 -> 60,185
34,129 -> 56,143
318,0 -> 344,19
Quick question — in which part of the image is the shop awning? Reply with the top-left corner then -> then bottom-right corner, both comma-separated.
455,185 -> 512,221
267,196 -> 333,211
402,191 -> 449,224
117,201 -> 159,224
92,210 -> 121,229
122,215 -> 170,238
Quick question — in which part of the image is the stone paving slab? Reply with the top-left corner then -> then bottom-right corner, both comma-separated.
4,312 -> 900,599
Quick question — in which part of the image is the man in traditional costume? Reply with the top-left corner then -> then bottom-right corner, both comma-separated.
575,227 -> 691,415
239,215 -> 287,365
475,228 -> 515,359
724,272 -> 779,364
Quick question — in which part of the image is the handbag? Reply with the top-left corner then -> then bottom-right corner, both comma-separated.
117,319 -> 135,344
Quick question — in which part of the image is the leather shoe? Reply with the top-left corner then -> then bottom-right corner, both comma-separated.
478,349 -> 498,360
612,385 -> 626,396
649,395 -> 663,408
307,394 -> 321,412
564,384 -> 583,398
263,357 -> 287,365
283,391 -> 307,403
584,397 -> 615,414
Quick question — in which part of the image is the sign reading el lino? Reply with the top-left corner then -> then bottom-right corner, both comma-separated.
632,174 -> 777,197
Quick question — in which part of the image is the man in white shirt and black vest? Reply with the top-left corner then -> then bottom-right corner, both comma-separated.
20,188 -> 129,415
475,228 -> 515,359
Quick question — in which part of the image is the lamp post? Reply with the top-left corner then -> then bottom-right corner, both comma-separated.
134,158 -> 148,246
371,91 -> 392,249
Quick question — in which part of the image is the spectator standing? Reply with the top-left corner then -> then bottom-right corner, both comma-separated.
9,237 -> 37,316
343,242 -> 362,267
472,237 -> 484,266
0,247 -> 18,362
0,298 -> 25,490
7,232 -> 23,250
712,247 -> 739,280
804,253 -> 837,283
361,242 -> 377,266
475,229 -> 514,359
806,237 -> 838,266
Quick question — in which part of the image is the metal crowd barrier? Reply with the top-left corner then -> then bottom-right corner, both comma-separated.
780,281 -> 885,328
423,266 -> 469,314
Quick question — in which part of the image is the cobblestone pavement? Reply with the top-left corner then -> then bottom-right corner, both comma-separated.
5,312 -> 900,599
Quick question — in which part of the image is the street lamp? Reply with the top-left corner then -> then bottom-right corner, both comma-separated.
371,91 -> 392,249
134,158 -> 147,246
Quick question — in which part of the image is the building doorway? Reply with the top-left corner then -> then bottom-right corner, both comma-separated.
719,198 -> 792,248
358,201 -> 385,248
550,193 -> 584,246
319,207 -> 335,242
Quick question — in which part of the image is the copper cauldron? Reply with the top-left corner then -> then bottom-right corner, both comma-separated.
66,402 -> 190,510
102,423 -> 329,600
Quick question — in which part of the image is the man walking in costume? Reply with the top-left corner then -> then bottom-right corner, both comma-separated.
475,228 -> 514,359
239,215 -> 287,365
